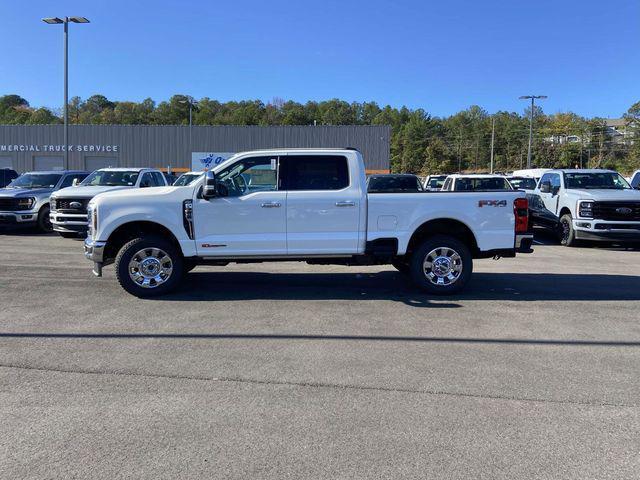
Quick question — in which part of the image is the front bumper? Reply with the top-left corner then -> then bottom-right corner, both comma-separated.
51,212 -> 88,234
573,219 -> 640,242
84,238 -> 107,276
0,210 -> 38,225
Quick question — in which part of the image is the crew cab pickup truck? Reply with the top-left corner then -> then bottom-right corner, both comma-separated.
50,167 -> 168,238
0,170 -> 89,232
529,169 -> 640,246
83,149 -> 532,297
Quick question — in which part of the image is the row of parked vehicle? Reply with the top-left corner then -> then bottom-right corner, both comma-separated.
0,167 -> 202,235
366,168 -> 640,247
2,151 -> 639,298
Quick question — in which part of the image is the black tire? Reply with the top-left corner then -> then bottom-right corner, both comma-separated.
37,206 -> 52,232
58,232 -> 79,239
408,235 -> 472,295
559,213 -> 578,247
391,258 -> 410,274
115,236 -> 184,298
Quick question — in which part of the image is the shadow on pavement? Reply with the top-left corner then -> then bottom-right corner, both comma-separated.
533,227 -> 640,251
0,332 -> 638,347
145,270 -> 640,304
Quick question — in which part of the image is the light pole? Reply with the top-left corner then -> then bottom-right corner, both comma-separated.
179,98 -> 198,157
42,16 -> 90,170
519,95 -> 547,168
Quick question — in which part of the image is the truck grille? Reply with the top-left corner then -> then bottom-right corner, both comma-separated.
52,198 -> 89,214
0,198 -> 19,210
592,201 -> 640,221
0,198 -> 32,211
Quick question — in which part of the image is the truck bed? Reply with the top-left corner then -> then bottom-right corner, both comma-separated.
366,191 -> 524,254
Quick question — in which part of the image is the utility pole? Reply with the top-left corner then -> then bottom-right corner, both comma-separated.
490,116 -> 495,173
519,95 -> 547,168
457,127 -> 463,173
43,16 -> 90,170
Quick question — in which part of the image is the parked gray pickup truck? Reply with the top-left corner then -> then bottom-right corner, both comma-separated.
0,170 -> 89,232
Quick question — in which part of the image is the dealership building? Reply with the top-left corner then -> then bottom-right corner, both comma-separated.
0,124 -> 390,174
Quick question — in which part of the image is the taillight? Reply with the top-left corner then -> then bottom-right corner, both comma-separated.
514,198 -> 528,233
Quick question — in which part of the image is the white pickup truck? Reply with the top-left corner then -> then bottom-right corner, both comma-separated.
84,149 -> 532,297
529,169 -> 640,246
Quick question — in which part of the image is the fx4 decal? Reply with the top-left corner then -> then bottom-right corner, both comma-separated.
478,200 -> 508,208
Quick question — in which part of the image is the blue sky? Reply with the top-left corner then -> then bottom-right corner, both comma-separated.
2,0 -> 638,118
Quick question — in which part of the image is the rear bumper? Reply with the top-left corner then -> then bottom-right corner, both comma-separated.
515,233 -> 534,252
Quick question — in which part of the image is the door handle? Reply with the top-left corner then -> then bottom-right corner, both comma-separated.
261,202 -> 281,208
335,201 -> 356,207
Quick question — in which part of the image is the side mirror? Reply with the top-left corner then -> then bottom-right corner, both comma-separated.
539,181 -> 551,193
72,178 -> 80,187
202,171 -> 217,199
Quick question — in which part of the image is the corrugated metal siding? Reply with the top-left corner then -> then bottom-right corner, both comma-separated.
0,125 -> 390,173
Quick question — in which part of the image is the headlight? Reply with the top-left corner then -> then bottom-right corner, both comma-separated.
50,198 -> 57,211
578,201 -> 594,218
87,204 -> 97,236
17,197 -> 36,210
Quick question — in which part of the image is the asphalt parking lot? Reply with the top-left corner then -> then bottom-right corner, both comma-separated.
0,231 -> 639,479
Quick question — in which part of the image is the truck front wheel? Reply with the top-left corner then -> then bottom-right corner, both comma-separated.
559,213 -> 578,247
409,235 -> 472,295
37,206 -> 52,233
115,236 -> 184,297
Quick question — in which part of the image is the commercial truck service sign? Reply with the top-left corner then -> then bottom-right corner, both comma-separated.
0,144 -> 119,152
191,152 -> 235,171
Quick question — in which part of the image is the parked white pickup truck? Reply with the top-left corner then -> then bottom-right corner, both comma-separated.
50,167 -> 168,238
529,169 -> 640,246
84,149 -> 532,297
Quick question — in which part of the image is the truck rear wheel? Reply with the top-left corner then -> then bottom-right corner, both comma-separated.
115,236 -> 184,297
409,235 -> 472,295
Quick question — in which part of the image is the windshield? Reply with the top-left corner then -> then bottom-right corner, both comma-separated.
81,170 -> 140,187
8,173 -> 62,189
173,173 -> 201,186
427,176 -> 446,189
508,177 -> 537,190
368,176 -> 422,193
454,177 -> 512,191
564,172 -> 630,190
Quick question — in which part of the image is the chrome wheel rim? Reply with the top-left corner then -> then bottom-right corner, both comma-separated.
423,247 -> 463,286
128,248 -> 173,288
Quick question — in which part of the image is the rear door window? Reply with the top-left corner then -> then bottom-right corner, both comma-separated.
282,155 -> 349,191
152,172 -> 166,186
